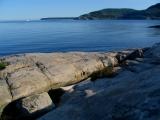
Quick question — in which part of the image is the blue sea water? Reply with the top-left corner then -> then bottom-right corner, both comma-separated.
0,20 -> 160,56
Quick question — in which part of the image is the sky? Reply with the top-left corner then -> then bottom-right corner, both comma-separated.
0,0 -> 159,20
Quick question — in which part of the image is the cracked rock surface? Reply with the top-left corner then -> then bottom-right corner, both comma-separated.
1,51 -> 127,116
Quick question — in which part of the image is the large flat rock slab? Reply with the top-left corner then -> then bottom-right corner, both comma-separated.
0,52 -> 119,102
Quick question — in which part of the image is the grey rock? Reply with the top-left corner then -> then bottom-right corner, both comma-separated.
17,92 -> 54,117
39,43 -> 160,120
145,43 -> 160,58
117,49 -> 144,63
39,65 -> 160,120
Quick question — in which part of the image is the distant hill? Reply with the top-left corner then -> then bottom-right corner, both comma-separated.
77,3 -> 160,20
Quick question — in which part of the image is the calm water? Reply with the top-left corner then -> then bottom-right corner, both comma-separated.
0,20 -> 160,56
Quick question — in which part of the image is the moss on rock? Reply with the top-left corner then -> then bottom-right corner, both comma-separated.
0,61 -> 9,70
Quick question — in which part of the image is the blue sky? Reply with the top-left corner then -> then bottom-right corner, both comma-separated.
0,0 -> 159,20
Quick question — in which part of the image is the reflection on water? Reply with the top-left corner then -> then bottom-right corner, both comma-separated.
0,20 -> 160,56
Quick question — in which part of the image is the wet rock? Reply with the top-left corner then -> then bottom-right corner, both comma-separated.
145,43 -> 160,58
116,50 -> 134,63
124,49 -> 144,61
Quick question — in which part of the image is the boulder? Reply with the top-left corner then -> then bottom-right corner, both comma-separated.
16,92 -> 54,117
117,49 -> 144,63
116,50 -> 134,62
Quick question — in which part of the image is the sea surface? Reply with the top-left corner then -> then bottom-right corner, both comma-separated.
0,20 -> 160,56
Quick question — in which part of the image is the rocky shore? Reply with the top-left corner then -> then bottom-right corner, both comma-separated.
0,43 -> 160,120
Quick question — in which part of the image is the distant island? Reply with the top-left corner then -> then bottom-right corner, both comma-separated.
77,3 -> 160,20
41,17 -> 76,20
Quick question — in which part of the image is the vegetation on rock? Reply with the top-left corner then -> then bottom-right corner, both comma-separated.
0,63 -> 7,70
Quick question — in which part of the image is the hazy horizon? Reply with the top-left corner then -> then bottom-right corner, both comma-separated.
0,0 -> 160,20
